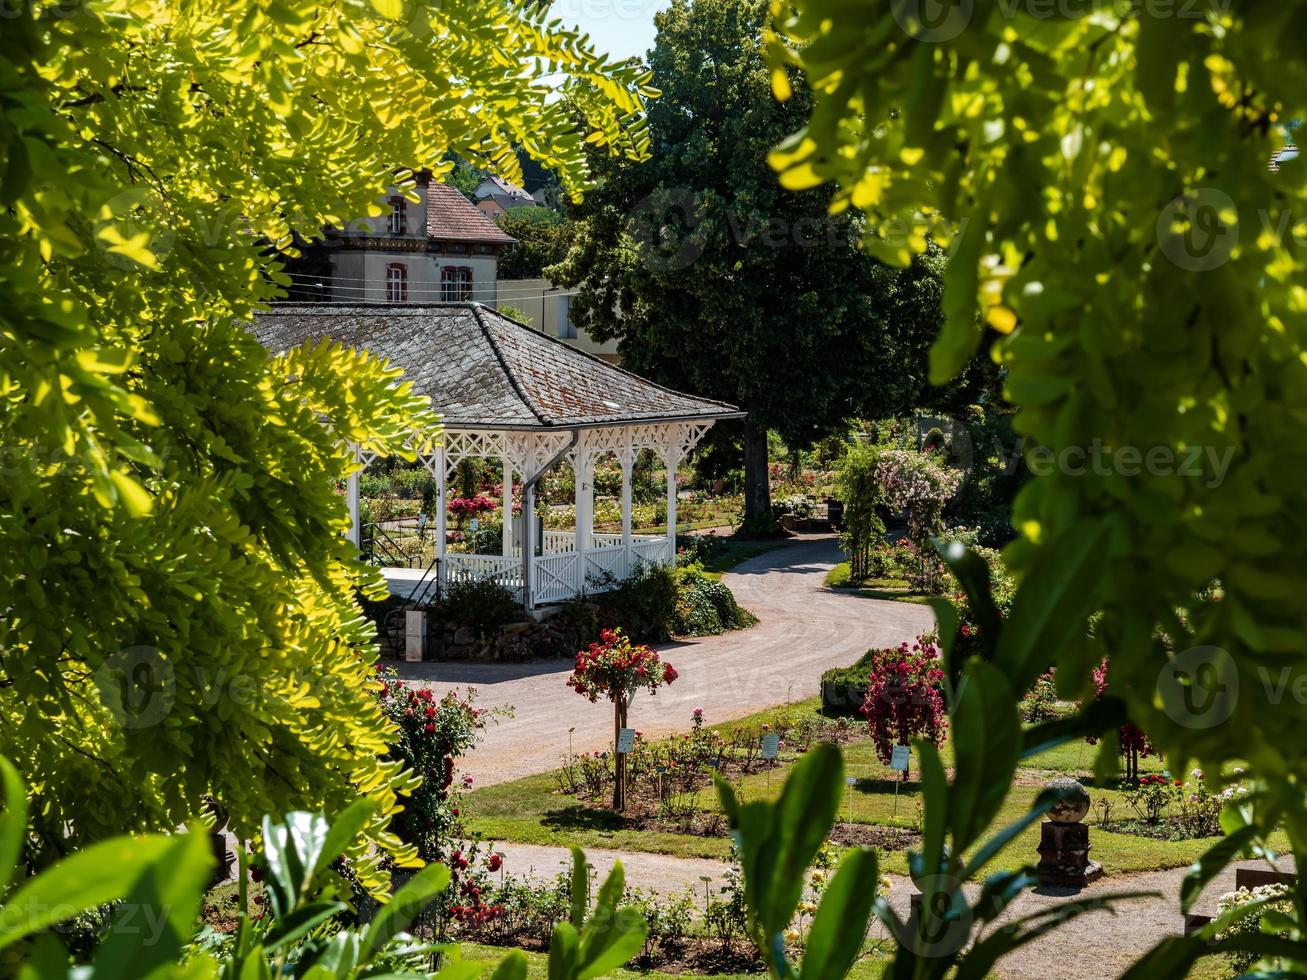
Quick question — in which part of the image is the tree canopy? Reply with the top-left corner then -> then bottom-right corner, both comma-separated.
768,0 -> 1307,970
549,0 -> 960,518
0,0 -> 652,885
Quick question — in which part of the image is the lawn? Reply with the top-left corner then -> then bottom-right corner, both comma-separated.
822,562 -> 934,604
466,698 -> 1285,878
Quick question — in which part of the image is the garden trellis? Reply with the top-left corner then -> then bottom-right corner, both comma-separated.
254,303 -> 741,607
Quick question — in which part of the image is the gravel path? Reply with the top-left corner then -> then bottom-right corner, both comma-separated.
486,841 -> 1295,979
397,535 -> 935,786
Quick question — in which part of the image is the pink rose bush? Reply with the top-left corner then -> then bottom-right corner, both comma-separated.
859,634 -> 949,770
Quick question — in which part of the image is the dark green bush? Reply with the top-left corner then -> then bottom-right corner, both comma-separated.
672,567 -> 758,637
820,649 -> 878,717
596,562 -> 680,643
433,578 -> 522,635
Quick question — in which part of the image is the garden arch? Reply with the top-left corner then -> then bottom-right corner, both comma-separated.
254,303 -> 741,608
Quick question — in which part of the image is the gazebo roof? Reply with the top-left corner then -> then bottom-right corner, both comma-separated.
253,303 -> 742,430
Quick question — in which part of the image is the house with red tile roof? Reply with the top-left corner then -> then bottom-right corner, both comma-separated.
284,170 -> 514,305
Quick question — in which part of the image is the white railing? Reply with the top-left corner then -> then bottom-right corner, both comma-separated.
631,537 -> 673,567
443,534 -> 674,606
444,553 -> 522,598
542,530 -> 574,554
532,551 -> 582,605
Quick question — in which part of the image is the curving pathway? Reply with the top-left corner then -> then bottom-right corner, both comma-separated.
397,535 -> 935,786
484,842 -> 1295,979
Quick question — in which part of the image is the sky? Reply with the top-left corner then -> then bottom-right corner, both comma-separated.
552,0 -> 671,63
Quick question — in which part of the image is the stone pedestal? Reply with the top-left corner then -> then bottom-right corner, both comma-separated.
405,610 -> 428,662
1036,821 -> 1102,886
1036,777 -> 1102,887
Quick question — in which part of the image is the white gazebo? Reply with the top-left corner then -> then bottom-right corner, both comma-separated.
254,304 -> 742,608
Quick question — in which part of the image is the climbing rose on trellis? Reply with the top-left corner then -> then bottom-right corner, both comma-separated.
860,634 -> 948,772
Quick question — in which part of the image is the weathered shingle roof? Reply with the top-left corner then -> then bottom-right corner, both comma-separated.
252,304 -> 741,429
425,183 -> 515,245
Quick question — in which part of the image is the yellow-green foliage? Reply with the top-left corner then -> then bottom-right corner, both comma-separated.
0,0 -> 652,889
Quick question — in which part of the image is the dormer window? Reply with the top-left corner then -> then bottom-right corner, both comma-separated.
388,197 -> 407,235
386,263 -> 408,303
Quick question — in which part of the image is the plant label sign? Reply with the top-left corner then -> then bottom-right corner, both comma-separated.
891,745 -> 911,771
617,728 -> 636,754
761,733 -> 780,760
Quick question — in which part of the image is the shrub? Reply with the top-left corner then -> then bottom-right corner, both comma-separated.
821,651 -> 879,717
859,634 -> 949,771
566,628 -> 677,810
1019,669 -> 1058,722
598,562 -> 681,642
433,578 -> 522,635
374,668 -> 486,864
676,533 -> 727,567
1085,659 -> 1155,780
1122,774 -> 1177,824
1217,883 -> 1296,975
672,566 -> 758,636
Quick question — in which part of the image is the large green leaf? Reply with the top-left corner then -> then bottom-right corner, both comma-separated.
993,519 -> 1107,688
0,758 -> 27,898
577,859 -> 647,980
799,848 -> 880,980
759,742 -> 843,936
1178,826 -> 1258,913
85,827 -> 213,979
359,862 -> 451,963
0,835 -> 178,952
948,660 -> 1022,853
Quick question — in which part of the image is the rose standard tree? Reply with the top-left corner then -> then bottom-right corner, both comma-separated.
567,629 -> 678,811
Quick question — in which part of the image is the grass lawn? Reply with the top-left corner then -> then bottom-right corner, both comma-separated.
823,562 -> 934,604
466,698 -> 1286,879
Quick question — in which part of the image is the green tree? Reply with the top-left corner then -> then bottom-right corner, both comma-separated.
549,0 -> 952,520
497,206 -> 577,279
768,1 -> 1307,973
0,0 -> 652,887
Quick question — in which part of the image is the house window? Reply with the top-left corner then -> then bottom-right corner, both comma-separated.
388,197 -> 407,235
441,266 -> 473,301
385,263 -> 408,303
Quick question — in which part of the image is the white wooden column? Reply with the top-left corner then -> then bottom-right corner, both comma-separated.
436,446 -> 447,591
501,457 -> 513,556
522,483 -> 536,609
619,448 -> 634,551
574,449 -> 593,555
346,443 -> 362,549
663,449 -> 680,560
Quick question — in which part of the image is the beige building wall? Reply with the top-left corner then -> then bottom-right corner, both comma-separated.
496,279 -> 620,362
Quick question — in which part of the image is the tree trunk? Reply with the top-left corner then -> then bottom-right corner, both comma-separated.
613,698 -> 627,812
742,417 -> 771,523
